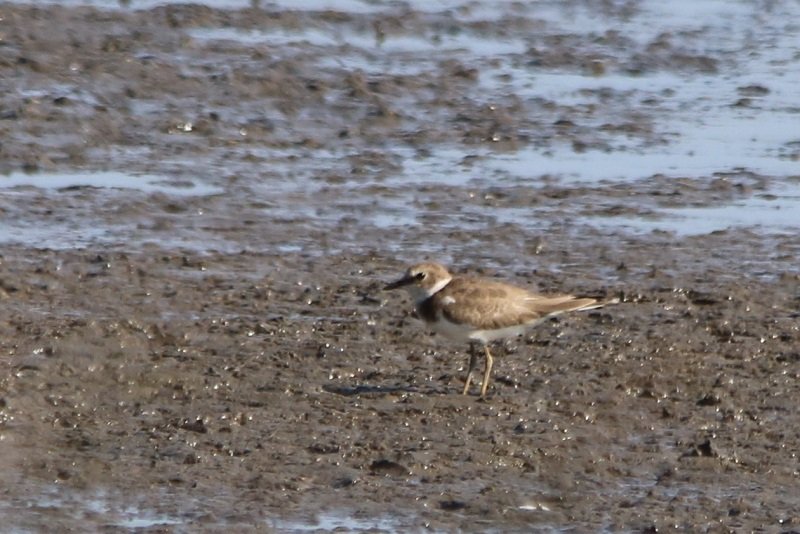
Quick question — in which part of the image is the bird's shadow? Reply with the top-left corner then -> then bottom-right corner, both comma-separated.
322,383 -> 449,397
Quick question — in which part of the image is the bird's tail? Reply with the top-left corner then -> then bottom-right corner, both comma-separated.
536,295 -> 618,316
577,296 -> 619,312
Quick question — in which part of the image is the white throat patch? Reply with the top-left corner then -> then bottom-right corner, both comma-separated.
427,276 -> 452,297
407,275 -> 452,303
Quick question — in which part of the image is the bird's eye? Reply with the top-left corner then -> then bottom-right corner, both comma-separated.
415,272 -> 426,280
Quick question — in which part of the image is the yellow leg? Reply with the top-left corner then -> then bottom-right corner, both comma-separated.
480,345 -> 494,398
462,343 -> 478,395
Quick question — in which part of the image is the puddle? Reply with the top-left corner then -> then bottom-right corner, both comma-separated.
0,170 -> 223,197
270,512 -> 407,532
484,139 -> 799,187
3,484 -> 410,532
4,486 -> 186,530
6,0 -> 257,8
0,171 -> 225,251
188,24 -> 525,76
189,26 -> 524,56
13,0 -> 519,15
590,181 -> 800,236
530,0 -> 763,47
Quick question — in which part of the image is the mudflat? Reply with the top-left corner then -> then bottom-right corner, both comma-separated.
1,2 -> 799,531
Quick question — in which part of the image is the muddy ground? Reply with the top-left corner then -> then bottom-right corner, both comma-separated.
1,2 -> 799,532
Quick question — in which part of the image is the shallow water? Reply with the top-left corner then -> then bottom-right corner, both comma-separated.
594,180 -> 800,235
4,0 -> 798,251
0,170 -> 222,196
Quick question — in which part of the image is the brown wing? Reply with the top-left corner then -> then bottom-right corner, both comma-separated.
433,277 -> 599,330
431,278 -> 542,329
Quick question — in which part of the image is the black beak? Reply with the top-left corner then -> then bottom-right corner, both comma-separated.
384,275 -> 414,291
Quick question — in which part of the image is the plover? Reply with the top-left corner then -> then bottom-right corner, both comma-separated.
385,262 -> 613,398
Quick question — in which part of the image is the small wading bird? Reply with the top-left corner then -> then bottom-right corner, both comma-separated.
385,262 -> 614,398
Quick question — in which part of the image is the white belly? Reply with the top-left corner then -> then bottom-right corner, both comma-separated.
428,316 -> 542,344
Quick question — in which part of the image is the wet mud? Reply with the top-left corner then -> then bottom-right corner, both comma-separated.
1,2 -> 799,532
